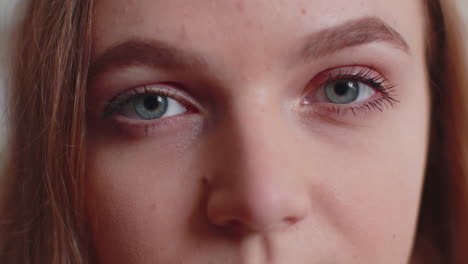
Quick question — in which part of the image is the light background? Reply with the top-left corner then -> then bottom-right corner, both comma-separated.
0,0 -> 467,154
0,0 -> 22,163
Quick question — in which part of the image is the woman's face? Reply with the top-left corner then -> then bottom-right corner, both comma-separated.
86,0 -> 430,263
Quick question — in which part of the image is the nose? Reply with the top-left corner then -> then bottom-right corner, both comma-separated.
206,176 -> 310,234
205,105 -> 310,235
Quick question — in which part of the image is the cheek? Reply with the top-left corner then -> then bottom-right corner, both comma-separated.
85,72 -> 429,263
85,125 -> 211,263
313,81 -> 429,258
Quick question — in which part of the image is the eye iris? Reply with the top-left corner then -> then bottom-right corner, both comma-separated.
144,96 -> 161,110
134,95 -> 168,120
325,80 -> 359,104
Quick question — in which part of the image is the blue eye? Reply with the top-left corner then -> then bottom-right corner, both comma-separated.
323,79 -> 375,104
133,95 -> 168,120
119,93 -> 187,120
302,66 -> 398,116
325,80 -> 359,104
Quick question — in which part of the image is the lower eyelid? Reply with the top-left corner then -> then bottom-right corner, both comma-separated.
310,66 -> 391,89
109,113 -> 203,138
303,91 -> 398,119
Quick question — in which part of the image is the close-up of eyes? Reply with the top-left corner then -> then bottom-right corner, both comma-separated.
103,66 -> 399,126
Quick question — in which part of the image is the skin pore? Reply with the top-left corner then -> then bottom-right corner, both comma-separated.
86,0 -> 430,263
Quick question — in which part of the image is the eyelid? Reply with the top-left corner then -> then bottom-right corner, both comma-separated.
104,83 -> 202,118
301,65 -> 399,117
303,65 -> 396,101
311,66 -> 389,89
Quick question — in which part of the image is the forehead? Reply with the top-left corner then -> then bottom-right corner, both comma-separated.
92,0 -> 424,64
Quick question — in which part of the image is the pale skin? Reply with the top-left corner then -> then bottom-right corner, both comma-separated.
86,0 -> 430,263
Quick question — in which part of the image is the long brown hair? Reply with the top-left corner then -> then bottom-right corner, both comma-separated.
409,0 -> 468,263
0,0 -> 93,263
1,0 -> 467,263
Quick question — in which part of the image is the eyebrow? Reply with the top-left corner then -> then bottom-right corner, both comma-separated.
89,16 -> 409,80
298,16 -> 409,62
89,39 -> 207,80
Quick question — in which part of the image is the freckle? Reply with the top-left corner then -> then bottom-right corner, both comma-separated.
301,8 -> 307,16
150,203 -> 157,211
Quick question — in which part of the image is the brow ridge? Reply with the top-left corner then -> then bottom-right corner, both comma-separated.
299,16 -> 410,62
89,16 -> 409,80
89,39 -> 207,80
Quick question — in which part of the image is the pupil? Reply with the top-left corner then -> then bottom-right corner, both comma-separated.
143,96 -> 160,111
334,82 -> 350,96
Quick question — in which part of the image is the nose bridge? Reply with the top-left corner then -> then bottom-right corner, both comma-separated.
219,87 -> 294,186
205,89 -> 310,234
236,95 -> 286,168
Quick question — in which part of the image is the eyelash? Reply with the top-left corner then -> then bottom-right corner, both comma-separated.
309,66 -> 399,116
101,67 -> 398,133
103,84 -> 194,119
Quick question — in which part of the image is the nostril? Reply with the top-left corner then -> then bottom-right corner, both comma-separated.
217,219 -> 251,237
221,216 -> 304,235
224,219 -> 242,229
205,178 -> 310,235
283,216 -> 300,225
206,193 -> 309,233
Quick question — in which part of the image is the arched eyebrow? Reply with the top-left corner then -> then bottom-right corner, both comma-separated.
89,16 -> 409,80
297,16 -> 409,63
89,39 -> 208,80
